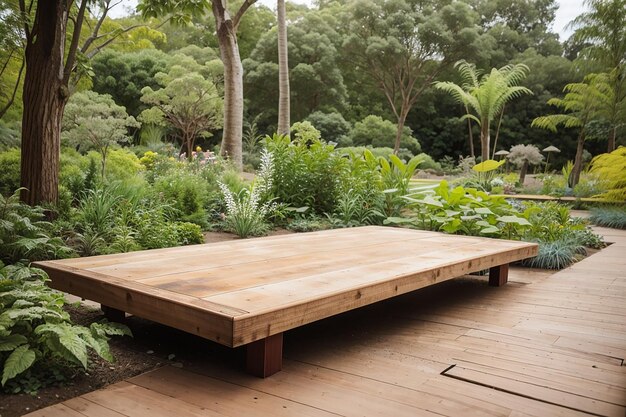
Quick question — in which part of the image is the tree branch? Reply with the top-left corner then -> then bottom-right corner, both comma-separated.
63,0 -> 88,85
81,0 -> 114,53
18,0 -> 31,40
0,56 -> 25,119
233,0 -> 257,30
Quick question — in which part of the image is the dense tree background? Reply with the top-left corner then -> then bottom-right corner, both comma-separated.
1,0 -> 624,182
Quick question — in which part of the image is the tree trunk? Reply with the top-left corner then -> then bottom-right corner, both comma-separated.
277,0 -> 290,136
213,3 -> 243,171
393,106 -> 409,155
608,126 -> 616,153
464,105 -> 474,158
480,122 -> 490,162
20,0 -> 70,205
519,160 -> 528,185
569,131 -> 585,188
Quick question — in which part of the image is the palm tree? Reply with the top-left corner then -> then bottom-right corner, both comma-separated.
435,61 -> 532,162
277,0 -> 290,135
570,0 -> 626,152
531,74 -> 610,187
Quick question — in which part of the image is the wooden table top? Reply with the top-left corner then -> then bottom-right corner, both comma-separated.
35,226 -> 538,347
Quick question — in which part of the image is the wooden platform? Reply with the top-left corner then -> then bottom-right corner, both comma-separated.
34,227 -> 536,377
25,226 -> 626,417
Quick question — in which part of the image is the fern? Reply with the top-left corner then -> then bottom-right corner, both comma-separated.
588,147 -> 626,201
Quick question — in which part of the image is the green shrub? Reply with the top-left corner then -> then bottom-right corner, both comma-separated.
84,148 -> 144,183
348,115 -> 421,155
589,207 -> 626,229
0,264 -> 131,392
0,148 -> 21,197
175,222 -> 204,245
265,134 -> 346,214
336,146 -> 414,162
0,191 -> 74,264
154,170 -> 210,228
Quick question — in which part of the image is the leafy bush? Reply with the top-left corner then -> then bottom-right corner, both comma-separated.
336,146 -> 414,162
265,134 -> 346,214
0,191 -> 74,264
154,170 -> 211,227
588,147 -> 626,201
386,181 -> 529,238
348,115 -> 420,155
0,148 -> 20,197
0,264 -> 131,392
589,207 -> 626,229
305,111 -> 352,145
84,148 -> 144,183
174,222 -> 204,245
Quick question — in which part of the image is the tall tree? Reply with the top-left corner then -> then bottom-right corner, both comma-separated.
435,60 -> 532,161
277,0 -> 290,135
140,65 -> 223,160
140,0 -> 258,170
15,0 -> 146,205
532,74 -> 610,187
342,0 -> 483,154
569,0 -> 626,151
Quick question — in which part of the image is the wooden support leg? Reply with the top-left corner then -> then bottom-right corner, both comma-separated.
489,263 -> 509,287
246,333 -> 283,378
101,305 -> 125,322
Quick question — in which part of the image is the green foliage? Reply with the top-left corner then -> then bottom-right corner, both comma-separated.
386,181 -> 529,239
0,148 -> 20,197
219,150 -> 275,238
174,222 -> 204,245
154,170 -> 212,227
85,149 -> 144,184
589,207 -> 626,229
348,115 -> 420,155
588,147 -> 626,201
435,60 -> 532,159
265,134 -> 346,215
305,111 -> 352,145
140,64 -> 223,159
521,239 -> 584,269
0,191 -> 74,264
0,264 -> 131,390
62,91 -> 139,179
91,49 -> 173,116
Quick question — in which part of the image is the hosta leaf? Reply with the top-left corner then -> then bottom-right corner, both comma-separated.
480,226 -> 500,234
476,220 -> 492,227
0,334 -> 28,351
474,207 -> 494,215
1,345 -> 36,386
496,216 -> 531,226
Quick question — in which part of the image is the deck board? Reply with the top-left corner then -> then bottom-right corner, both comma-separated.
25,226 -> 626,417
34,226 -> 537,347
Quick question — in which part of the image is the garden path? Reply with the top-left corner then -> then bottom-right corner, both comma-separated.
26,227 -> 626,417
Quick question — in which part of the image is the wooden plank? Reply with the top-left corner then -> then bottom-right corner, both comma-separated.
39,266 -> 236,347
129,366 -> 338,417
63,397 -> 127,417
444,365 -> 625,417
82,381 -> 228,417
24,404 -> 88,417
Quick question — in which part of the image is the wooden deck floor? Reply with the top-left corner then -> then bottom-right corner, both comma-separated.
27,228 -> 626,417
